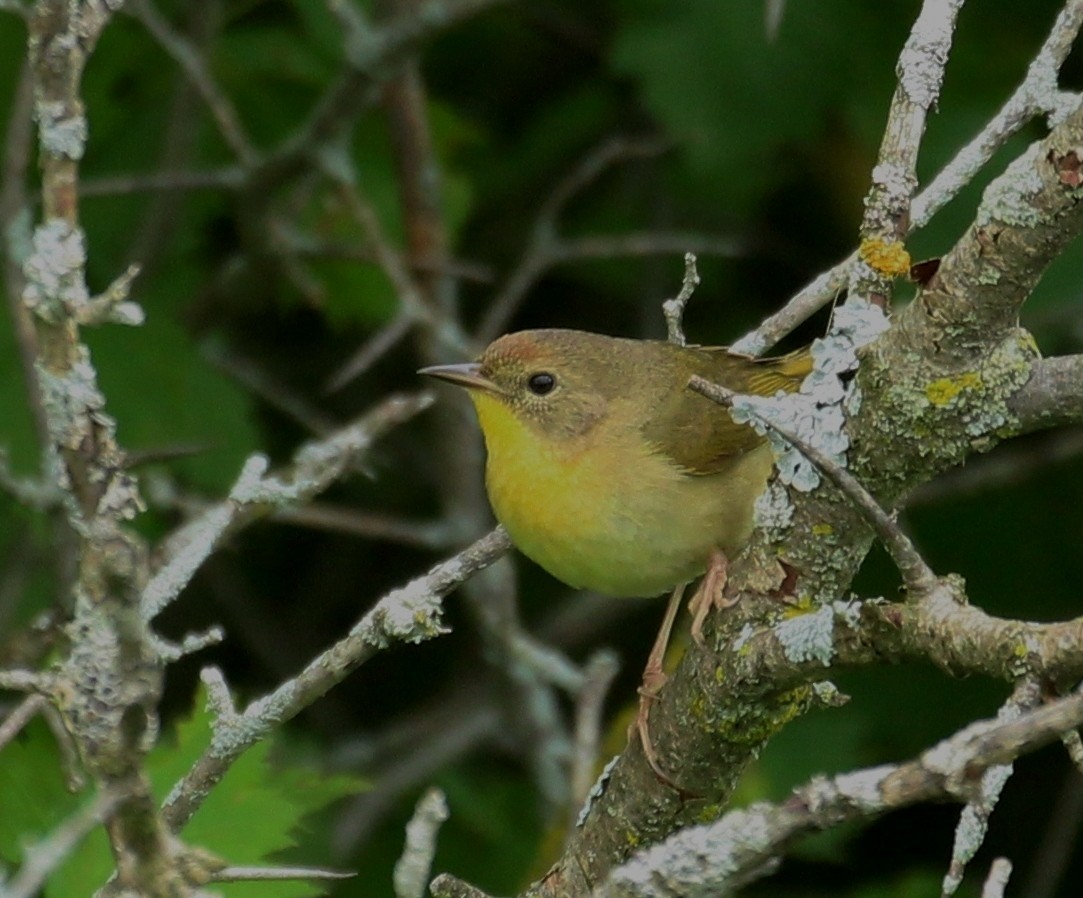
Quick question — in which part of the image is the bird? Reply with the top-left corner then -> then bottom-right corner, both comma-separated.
421,328 -> 811,779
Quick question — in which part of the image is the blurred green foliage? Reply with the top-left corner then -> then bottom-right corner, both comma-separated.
0,687 -> 364,896
2,0 -> 1083,896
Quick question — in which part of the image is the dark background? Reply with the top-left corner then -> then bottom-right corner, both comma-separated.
2,1 -> 1083,896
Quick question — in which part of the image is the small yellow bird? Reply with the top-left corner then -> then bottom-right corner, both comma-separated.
422,328 -> 810,774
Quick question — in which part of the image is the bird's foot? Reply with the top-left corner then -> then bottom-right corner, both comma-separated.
627,584 -> 688,790
688,548 -> 737,645
629,671 -> 688,791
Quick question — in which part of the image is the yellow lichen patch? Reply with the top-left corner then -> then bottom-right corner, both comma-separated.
859,237 -> 911,277
781,596 -> 816,619
811,522 -> 833,537
925,372 -> 982,406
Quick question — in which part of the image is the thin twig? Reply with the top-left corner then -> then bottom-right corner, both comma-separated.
476,135 -> 670,342
981,859 -> 1013,898
326,310 -> 416,393
662,253 -> 700,346
202,340 -> 338,435
568,650 -> 620,826
270,503 -> 457,550
80,168 -> 244,197
142,391 -> 433,620
941,679 -> 1039,898
3,791 -> 121,898
0,693 -> 47,751
247,0 -> 512,191
160,527 -> 512,832
393,788 -> 450,898
733,0 -> 1083,355
687,375 -> 937,592
209,865 -> 355,883
124,0 -> 256,163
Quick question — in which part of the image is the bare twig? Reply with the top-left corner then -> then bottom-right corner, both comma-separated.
203,340 -> 338,435
124,0 -> 256,163
80,168 -> 245,197
326,310 -> 416,393
269,503 -> 457,550
569,650 -> 620,824
142,391 -> 433,620
551,231 -> 744,267
248,0 -> 514,191
733,1 -> 1083,355
208,864 -> 355,883
0,693 -> 47,751
393,788 -> 450,898
3,791 -> 121,898
662,253 -> 700,346
941,680 -> 1039,898
981,859 -> 1013,898
476,135 -> 670,342
160,527 -> 511,832
318,149 -> 473,391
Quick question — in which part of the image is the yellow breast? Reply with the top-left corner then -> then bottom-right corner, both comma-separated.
469,392 -> 773,597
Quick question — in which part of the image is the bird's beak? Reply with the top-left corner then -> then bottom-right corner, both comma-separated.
419,362 -> 503,395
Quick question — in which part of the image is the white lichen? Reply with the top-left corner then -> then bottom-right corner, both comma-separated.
36,101 -> 88,160
831,765 -> 894,812
731,623 -> 757,653
775,604 -> 836,667
577,754 -> 620,827
735,299 -> 889,494
976,143 -> 1045,229
22,220 -> 90,323
753,480 -> 794,531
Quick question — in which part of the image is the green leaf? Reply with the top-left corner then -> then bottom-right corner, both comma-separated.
84,308 -> 259,492
0,688 -> 364,897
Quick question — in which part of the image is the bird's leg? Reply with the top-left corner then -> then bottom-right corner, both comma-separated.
688,548 -> 736,645
629,581 -> 685,783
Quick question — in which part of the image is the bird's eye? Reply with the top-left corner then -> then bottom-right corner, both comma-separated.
526,372 -> 556,396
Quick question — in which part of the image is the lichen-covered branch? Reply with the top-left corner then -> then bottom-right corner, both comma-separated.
733,0 -> 1083,356
141,391 -> 433,620
852,0 -> 965,300
526,14 -> 1083,897
595,686 -> 1083,898
21,2 -> 198,894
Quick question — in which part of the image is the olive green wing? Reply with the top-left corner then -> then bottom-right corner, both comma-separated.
640,346 -> 812,476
